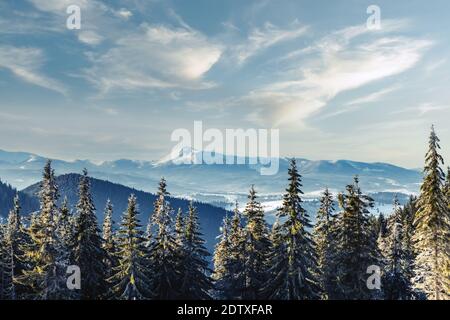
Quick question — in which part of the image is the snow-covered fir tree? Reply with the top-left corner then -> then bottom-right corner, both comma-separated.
72,169 -> 107,299
313,188 -> 337,299
261,217 -> 285,299
212,213 -> 231,298
178,202 -> 212,300
241,185 -> 270,300
377,213 -> 389,267
412,126 -> 450,300
148,178 -> 181,299
18,160 -> 69,299
2,195 -> 30,299
225,202 -> 246,299
102,199 -> 118,282
57,197 -> 74,259
333,176 -> 380,300
401,196 -> 417,293
382,197 -> 412,300
263,159 -> 319,300
109,195 -> 152,300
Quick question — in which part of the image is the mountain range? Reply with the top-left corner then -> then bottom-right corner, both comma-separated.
0,148 -> 423,216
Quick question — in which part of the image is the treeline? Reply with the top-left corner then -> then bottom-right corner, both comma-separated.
0,127 -> 449,300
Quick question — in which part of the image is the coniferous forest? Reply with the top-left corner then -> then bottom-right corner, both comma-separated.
0,127 -> 449,300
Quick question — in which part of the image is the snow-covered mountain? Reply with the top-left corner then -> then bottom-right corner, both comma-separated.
0,148 -> 422,218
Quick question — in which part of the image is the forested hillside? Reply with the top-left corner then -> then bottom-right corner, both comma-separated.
0,127 -> 448,300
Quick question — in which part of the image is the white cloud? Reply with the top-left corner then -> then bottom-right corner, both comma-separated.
237,21 -> 431,126
393,103 -> 450,116
0,45 -> 67,94
346,86 -> 400,106
115,8 -> 133,20
232,22 -> 308,64
417,103 -> 450,115
84,24 -> 222,93
78,30 -> 104,45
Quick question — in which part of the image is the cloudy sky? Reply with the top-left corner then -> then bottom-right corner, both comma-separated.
0,0 -> 449,168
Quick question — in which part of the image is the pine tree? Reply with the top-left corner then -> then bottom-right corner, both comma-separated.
18,160 -> 69,299
212,214 -> 232,298
262,217 -> 286,299
313,188 -> 337,299
57,197 -> 74,259
263,159 -> 319,300
413,126 -> 450,300
109,195 -> 152,300
401,196 -> 417,293
225,202 -> 246,299
377,213 -> 389,266
2,194 -> 30,300
382,197 -> 412,300
241,185 -> 270,300
178,202 -> 212,299
333,176 -> 380,300
102,199 -> 118,282
148,178 -> 180,299
72,169 -> 107,300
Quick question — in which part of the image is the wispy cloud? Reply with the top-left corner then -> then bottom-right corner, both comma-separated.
237,21 -> 431,126
83,24 -> 222,93
346,85 -> 400,106
0,45 -> 67,94
231,22 -> 308,64
392,102 -> 450,116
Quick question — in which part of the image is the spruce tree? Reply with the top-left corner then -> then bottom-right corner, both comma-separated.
333,177 -> 380,300
2,195 -> 30,299
57,197 -> 74,259
109,195 -> 152,300
19,160 -> 69,299
401,196 -> 417,294
262,217 -> 286,299
313,188 -> 337,299
263,159 -> 319,300
148,178 -> 180,299
225,202 -> 246,299
72,169 -> 107,300
382,197 -> 412,300
241,185 -> 270,300
178,202 -> 212,300
212,214 -> 232,298
102,199 -> 118,283
413,126 -> 450,300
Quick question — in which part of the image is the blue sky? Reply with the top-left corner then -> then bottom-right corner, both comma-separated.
0,0 -> 449,168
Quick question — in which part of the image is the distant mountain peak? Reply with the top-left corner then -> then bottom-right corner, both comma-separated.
155,146 -> 203,166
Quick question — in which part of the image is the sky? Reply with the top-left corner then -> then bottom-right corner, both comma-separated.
1,0 -> 450,168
